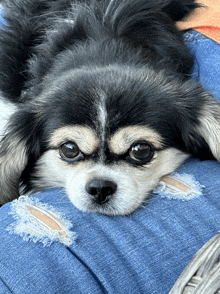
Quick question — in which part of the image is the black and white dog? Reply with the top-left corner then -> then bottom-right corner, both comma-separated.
0,0 -> 219,215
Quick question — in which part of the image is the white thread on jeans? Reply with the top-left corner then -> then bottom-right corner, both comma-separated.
154,173 -> 204,200
6,196 -> 76,246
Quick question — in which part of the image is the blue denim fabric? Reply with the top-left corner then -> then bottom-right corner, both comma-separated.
1,160 -> 220,294
1,17 -> 220,294
185,30 -> 220,102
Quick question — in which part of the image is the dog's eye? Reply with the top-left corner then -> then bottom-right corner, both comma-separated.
59,142 -> 80,160
129,142 -> 154,163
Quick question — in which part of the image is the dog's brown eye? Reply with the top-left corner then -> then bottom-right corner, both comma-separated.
59,142 -> 80,160
129,142 -> 154,163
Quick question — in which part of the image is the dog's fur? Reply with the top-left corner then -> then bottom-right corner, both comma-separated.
0,0 -> 220,215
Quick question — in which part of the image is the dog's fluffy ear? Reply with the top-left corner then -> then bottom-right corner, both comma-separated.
0,133 -> 28,205
0,0 -> 76,102
0,108 -> 41,205
0,0 -> 46,102
104,0 -> 194,75
196,101 -> 220,162
178,86 -> 220,162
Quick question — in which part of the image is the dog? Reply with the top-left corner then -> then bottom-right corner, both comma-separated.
0,0 -> 220,215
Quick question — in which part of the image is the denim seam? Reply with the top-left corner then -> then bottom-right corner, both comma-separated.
184,30 -> 207,43
0,276 -> 14,294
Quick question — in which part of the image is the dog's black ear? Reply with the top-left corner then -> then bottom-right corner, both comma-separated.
0,108 -> 41,205
0,0 -> 74,102
195,101 -> 220,162
104,0 -> 194,75
177,84 -> 220,162
0,0 -> 52,102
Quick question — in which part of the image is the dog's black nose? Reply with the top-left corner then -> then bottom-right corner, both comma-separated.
86,179 -> 117,204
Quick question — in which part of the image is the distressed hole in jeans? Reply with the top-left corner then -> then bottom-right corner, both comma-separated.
154,173 -> 204,200
6,196 -> 77,246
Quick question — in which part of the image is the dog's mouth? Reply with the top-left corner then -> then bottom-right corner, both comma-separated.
64,166 -> 147,216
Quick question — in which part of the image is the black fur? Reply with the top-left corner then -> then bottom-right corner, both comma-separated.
0,0 -> 219,207
0,0 -> 195,102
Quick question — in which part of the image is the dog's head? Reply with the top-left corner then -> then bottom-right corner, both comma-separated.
1,64 -> 220,215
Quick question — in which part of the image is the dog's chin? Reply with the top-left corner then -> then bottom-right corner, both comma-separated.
71,200 -> 143,216
65,166 -> 150,216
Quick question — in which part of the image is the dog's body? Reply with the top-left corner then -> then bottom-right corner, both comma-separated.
0,0 -> 220,215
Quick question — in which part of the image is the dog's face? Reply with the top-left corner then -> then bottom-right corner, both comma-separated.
31,66 -> 190,215
1,64 -> 220,215
36,125 -> 188,215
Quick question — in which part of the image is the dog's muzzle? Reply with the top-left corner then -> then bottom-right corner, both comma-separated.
86,179 -> 117,205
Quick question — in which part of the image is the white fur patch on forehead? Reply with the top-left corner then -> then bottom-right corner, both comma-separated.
96,91 -> 107,141
109,126 -> 163,154
50,126 -> 99,154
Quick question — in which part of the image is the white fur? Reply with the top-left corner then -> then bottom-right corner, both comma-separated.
97,92 -> 107,143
